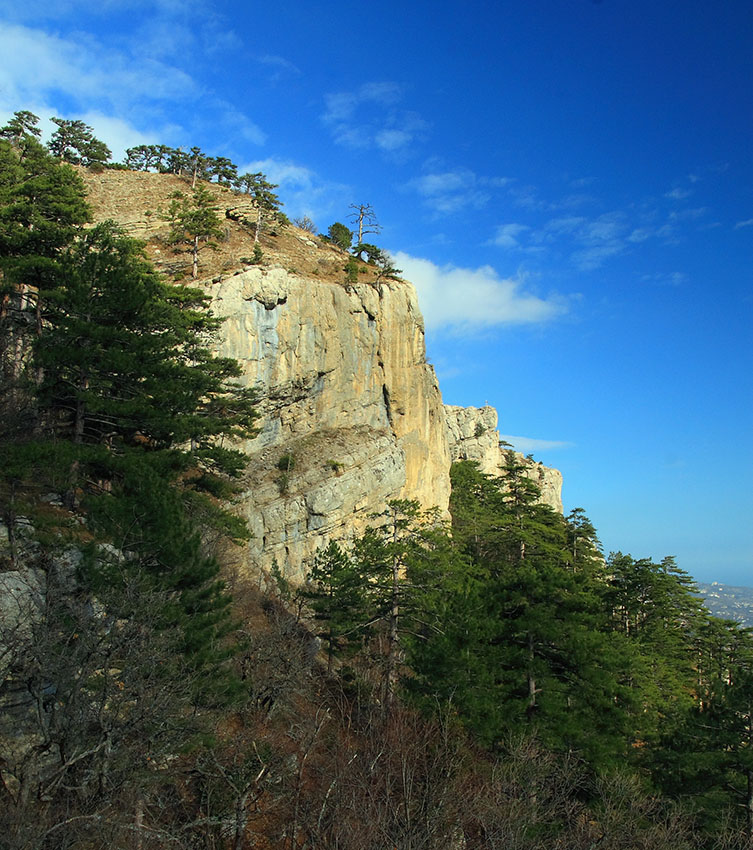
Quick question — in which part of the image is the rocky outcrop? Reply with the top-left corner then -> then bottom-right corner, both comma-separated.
208,264 -> 564,582
210,267 -> 451,581
444,405 -> 563,513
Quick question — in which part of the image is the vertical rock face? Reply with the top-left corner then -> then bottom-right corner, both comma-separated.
209,266 -> 563,581
444,405 -> 563,513
210,267 -> 451,581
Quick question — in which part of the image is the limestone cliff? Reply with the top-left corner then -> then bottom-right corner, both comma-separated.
81,169 -> 564,582
443,404 -> 563,513
210,267 -> 451,581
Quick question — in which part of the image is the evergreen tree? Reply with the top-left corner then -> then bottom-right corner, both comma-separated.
326,221 -> 352,252
48,117 -> 111,168
604,552 -> 703,748
237,172 -> 281,243
0,110 -> 41,143
305,501 -> 458,711
164,184 -> 224,278
123,143 -> 174,172
0,110 -> 42,162
303,540 -> 369,674
419,461 -> 631,767
653,617 -> 753,840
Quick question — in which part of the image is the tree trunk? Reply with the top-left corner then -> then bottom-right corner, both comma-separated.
193,235 -> 199,278
254,207 -> 262,244
383,518 -> 401,714
135,794 -> 145,850
233,790 -> 250,850
527,632 -> 539,719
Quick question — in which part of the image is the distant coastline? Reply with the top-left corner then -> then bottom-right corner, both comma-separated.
697,583 -> 753,628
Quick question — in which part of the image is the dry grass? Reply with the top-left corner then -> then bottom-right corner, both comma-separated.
81,167 -> 375,286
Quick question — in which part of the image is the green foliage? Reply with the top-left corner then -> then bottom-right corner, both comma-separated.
276,453 -> 296,472
164,184 -> 224,278
0,137 -> 90,296
240,244 -> 265,265
398,461 -> 632,768
236,171 -> 281,242
351,242 -> 402,281
344,256 -> 359,284
352,241 -> 382,263
0,110 -> 42,158
0,135 -> 256,693
48,117 -> 111,167
31,221 -> 256,470
327,221 -> 352,251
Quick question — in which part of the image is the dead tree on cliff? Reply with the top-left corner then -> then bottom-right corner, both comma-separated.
348,203 -> 381,245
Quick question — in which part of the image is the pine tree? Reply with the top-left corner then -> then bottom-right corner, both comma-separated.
424,461 -> 631,766
303,540 -> 369,674
604,552 -> 702,748
237,172 -> 281,243
164,185 -> 224,278
48,117 -> 111,168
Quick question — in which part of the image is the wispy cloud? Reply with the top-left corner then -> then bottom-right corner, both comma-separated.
322,82 -> 427,154
392,251 -> 567,332
491,223 -> 530,249
239,157 -> 349,224
0,18 -> 265,158
521,211 -> 632,271
408,168 -> 511,215
640,271 -> 687,287
0,21 -> 197,110
734,218 -> 753,229
498,434 -> 573,453
491,196 -> 702,271
665,187 -> 693,200
255,54 -> 301,82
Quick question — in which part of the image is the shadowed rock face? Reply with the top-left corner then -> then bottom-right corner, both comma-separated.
210,267 -> 562,582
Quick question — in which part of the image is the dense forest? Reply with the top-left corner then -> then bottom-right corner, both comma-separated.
2,112 -> 753,849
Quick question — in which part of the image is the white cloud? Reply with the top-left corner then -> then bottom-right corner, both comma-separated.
239,157 -> 350,223
498,434 -> 573,453
75,112 -> 161,160
665,187 -> 693,200
322,82 -> 426,153
375,129 -> 412,151
492,223 -> 530,249
734,218 -> 753,229
256,54 -> 301,80
668,207 -> 708,222
0,19 -> 265,155
391,251 -> 566,331
640,271 -> 687,287
408,168 -> 511,215
0,22 -> 197,112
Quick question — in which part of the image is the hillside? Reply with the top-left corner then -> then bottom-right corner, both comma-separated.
81,168 -> 563,582
4,135 -> 753,850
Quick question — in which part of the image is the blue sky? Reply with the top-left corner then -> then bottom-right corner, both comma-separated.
1,0 -> 751,583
